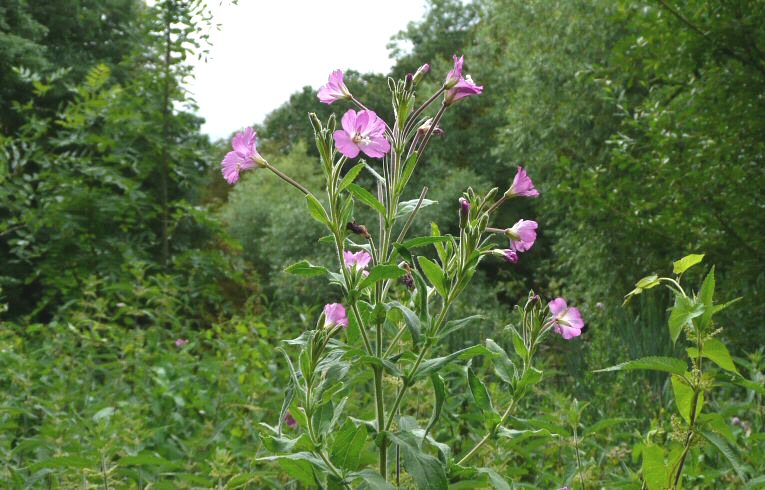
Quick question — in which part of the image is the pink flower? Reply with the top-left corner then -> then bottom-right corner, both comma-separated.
444,55 -> 464,88
333,109 -> 390,159
506,219 -> 538,252
549,298 -> 584,340
175,338 -> 189,347
443,55 -> 482,105
221,127 -> 265,184
502,249 -> 518,263
324,303 -> 349,328
317,69 -> 351,104
413,63 -> 430,84
343,250 -> 372,271
284,411 -> 298,428
507,166 -> 539,198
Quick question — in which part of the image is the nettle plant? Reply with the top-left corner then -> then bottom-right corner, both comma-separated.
220,57 -> 585,488
599,254 -> 749,489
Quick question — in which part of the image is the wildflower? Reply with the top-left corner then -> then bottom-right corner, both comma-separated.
506,219 -> 538,252
333,109 -> 391,159
221,127 -> 266,184
459,197 -> 470,227
549,298 -> 584,340
343,250 -> 372,271
444,55 -> 464,88
284,412 -> 298,428
317,69 -> 351,104
502,249 -> 518,263
175,338 -> 189,347
506,166 -> 539,198
443,55 -> 483,105
324,303 -> 349,328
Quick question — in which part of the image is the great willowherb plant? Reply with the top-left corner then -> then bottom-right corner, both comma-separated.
598,254 -> 750,489
220,56 -> 584,488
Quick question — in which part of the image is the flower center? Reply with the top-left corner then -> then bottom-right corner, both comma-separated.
352,132 -> 371,146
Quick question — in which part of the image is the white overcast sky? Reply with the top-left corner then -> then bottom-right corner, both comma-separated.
187,0 -> 427,140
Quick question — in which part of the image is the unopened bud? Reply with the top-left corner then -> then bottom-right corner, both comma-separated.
418,118 -> 444,136
458,197 -> 470,228
346,221 -> 371,239
413,63 -> 430,84
405,73 -> 414,91
308,113 -> 323,134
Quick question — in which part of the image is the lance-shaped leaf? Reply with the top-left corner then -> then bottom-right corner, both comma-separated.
358,264 -> 407,290
668,295 -> 704,344
284,260 -> 328,277
330,420 -> 367,471
338,163 -> 365,191
687,337 -> 738,373
396,198 -> 437,219
671,374 -> 704,423
305,194 -> 330,225
423,374 -> 446,438
485,339 -> 516,384
414,345 -> 491,380
466,361 -> 494,414
699,430 -> 749,481
388,301 -> 422,347
347,183 -> 386,216
417,256 -> 447,298
350,469 -> 395,490
594,356 -> 688,375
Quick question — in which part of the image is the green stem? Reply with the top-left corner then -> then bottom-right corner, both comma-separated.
264,161 -> 310,195
457,398 -> 517,465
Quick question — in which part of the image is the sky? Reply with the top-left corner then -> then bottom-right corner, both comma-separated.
187,0 -> 427,140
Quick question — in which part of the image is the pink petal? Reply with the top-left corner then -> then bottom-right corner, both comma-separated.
341,109 -> 358,136
549,298 -> 568,317
360,135 -> 391,158
333,130 -> 360,158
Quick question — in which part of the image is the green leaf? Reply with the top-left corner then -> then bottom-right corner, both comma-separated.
438,315 -> 483,340
518,366 -> 543,390
348,183 -> 386,216
330,420 -> 367,471
388,301 -> 422,346
510,327 -> 528,359
388,431 -> 448,490
668,295 -> 704,344
467,362 -> 494,413
284,260 -> 329,277
424,374 -> 445,437
358,264 -> 406,290
687,337 -> 738,373
697,413 -> 735,445
415,345 -> 491,380
583,417 -> 635,435
312,400 -> 334,436
673,254 -> 704,275
594,356 -> 688,375
699,430 -> 748,480
485,339 -> 516,384
635,274 -> 660,289
396,198 -> 437,219
699,266 -> 715,329
417,256 -> 447,298
224,473 -> 256,489
351,469 -> 396,490
400,235 -> 451,250
398,152 -> 419,193
641,444 -> 670,490
671,374 -> 703,424
476,467 -> 511,490
29,456 -> 93,472
260,433 -> 312,453
338,163 -> 365,191
743,476 -> 765,490
118,453 -> 181,468
305,194 -> 330,225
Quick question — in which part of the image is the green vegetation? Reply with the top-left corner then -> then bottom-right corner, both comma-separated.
1,0 -> 763,488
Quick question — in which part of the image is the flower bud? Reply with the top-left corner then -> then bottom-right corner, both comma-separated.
458,197 -> 470,228
346,221 -> 371,239
405,73 -> 414,91
308,112 -> 323,134
413,63 -> 430,84
417,118 -> 444,136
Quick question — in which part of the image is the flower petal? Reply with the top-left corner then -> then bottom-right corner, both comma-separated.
334,130 -> 360,158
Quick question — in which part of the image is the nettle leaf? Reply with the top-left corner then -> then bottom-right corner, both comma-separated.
699,266 -> 715,329
330,420 -> 367,471
284,260 -> 328,277
671,374 -> 704,424
338,163 -> 365,191
668,295 -> 704,344
388,431 -> 447,490
466,362 -> 494,413
687,338 -> 738,373
396,198 -> 437,219
414,345 -> 491,380
358,264 -> 406,290
347,183 -> 386,216
673,253 -> 704,275
641,444 -> 671,490
305,194 -> 330,225
594,356 -> 688,375
699,430 -> 749,481
417,256 -> 447,298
